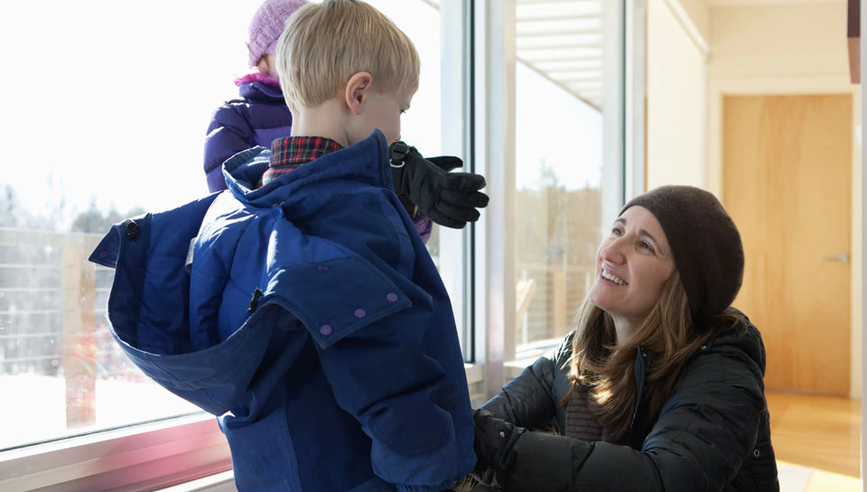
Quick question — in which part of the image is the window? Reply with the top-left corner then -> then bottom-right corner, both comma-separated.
363,0 -> 474,354
472,0 -> 631,380
334,0 -> 481,390
0,0 -> 254,451
513,0 -> 611,359
514,61 -> 605,356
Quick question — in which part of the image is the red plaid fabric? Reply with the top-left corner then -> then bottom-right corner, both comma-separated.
261,136 -> 343,186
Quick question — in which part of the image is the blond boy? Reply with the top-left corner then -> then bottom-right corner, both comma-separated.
275,0 -> 418,148
90,1 -> 478,491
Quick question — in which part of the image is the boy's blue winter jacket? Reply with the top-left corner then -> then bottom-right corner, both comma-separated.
90,130 -> 476,492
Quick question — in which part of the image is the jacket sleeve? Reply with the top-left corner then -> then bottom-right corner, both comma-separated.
204,103 -> 255,192
478,333 -> 767,492
272,216 -> 474,492
480,332 -> 573,430
313,305 -> 471,492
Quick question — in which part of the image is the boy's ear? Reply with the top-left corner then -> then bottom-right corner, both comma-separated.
344,72 -> 373,115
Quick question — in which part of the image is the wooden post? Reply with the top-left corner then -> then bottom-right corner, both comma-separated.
61,246 -> 97,429
552,270 -> 567,338
515,277 -> 536,335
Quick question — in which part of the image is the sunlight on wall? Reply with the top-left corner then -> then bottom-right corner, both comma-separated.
646,0 -> 707,189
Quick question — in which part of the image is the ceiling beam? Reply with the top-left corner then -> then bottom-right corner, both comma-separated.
708,0 -> 845,7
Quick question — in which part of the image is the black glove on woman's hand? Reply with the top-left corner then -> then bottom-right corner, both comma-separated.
471,409 -> 525,489
389,141 -> 489,229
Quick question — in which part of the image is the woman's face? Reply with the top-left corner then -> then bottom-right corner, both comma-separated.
588,206 -> 676,336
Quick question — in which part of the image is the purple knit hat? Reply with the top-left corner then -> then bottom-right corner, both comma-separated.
246,0 -> 308,68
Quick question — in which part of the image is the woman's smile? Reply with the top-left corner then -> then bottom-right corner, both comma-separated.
600,266 -> 627,286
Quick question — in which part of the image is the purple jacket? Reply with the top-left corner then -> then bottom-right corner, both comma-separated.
203,75 -> 433,242
204,76 -> 292,193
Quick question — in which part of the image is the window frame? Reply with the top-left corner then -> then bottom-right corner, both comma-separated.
473,0 -> 637,400
0,415 -> 231,492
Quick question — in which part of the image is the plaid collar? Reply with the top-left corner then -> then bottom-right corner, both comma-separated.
261,136 -> 343,186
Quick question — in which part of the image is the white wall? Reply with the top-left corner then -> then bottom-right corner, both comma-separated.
674,0 -> 711,42
705,2 -> 863,397
646,0 -> 708,189
708,3 -> 850,80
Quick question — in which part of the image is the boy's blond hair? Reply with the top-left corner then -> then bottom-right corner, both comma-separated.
276,0 -> 420,113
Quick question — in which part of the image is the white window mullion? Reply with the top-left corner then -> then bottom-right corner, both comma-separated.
474,0 -> 518,399
438,0 -> 473,359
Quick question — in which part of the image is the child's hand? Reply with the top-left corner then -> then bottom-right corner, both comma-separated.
389,141 -> 490,229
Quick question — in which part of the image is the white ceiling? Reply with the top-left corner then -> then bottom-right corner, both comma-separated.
424,0 -> 847,111
515,0 -> 605,111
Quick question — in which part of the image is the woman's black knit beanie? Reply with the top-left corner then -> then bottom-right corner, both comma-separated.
620,185 -> 744,320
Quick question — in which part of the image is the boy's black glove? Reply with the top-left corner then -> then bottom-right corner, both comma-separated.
471,409 -> 524,489
389,141 -> 489,229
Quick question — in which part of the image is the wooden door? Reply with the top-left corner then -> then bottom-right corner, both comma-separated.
723,94 -> 852,395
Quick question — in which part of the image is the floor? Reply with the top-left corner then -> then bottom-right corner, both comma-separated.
767,392 -> 861,491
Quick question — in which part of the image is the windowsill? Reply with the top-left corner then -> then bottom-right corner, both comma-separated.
505,336 -> 565,380
464,362 -> 485,384
0,413 -> 232,492
504,357 -> 538,380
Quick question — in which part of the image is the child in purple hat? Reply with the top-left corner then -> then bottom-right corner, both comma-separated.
202,0 -> 486,241
203,0 -> 306,194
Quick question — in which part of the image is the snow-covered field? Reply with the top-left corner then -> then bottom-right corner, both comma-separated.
0,375 -> 202,449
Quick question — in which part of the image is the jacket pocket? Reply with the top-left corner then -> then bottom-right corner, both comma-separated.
270,256 -> 412,349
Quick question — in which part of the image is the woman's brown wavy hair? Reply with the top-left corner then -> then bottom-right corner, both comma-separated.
562,270 -> 740,443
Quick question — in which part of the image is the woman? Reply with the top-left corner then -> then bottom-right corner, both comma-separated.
467,185 -> 779,492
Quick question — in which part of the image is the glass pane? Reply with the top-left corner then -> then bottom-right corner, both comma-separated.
364,0 -> 444,261
0,228 -> 202,451
0,0 -> 249,449
363,0 -> 472,355
513,0 -> 609,355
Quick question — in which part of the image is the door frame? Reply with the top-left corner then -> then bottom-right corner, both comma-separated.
707,75 -> 861,397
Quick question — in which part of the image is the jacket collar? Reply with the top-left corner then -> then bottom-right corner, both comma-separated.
222,130 -> 393,212
238,78 -> 285,102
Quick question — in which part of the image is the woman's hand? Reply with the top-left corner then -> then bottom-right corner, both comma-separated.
451,474 -> 480,492
471,409 -> 525,489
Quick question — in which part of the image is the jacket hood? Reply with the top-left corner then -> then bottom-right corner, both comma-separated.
237,76 -> 285,102
221,129 -> 393,217
708,308 -> 767,377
